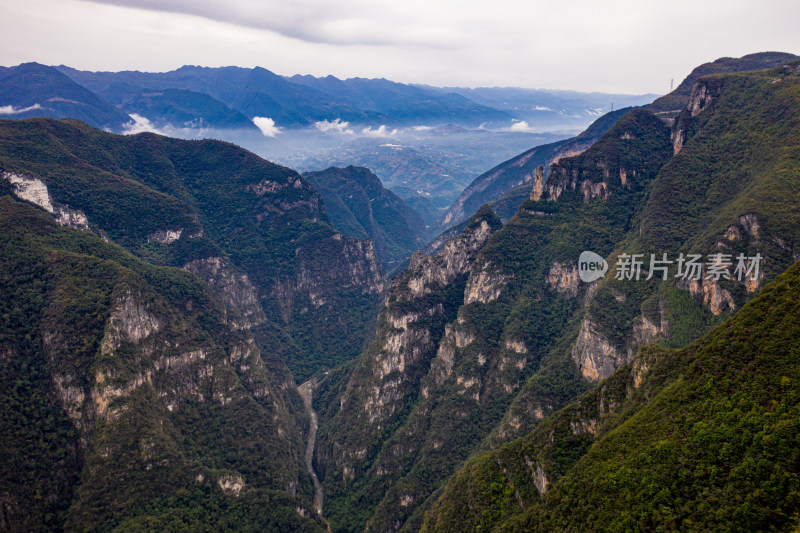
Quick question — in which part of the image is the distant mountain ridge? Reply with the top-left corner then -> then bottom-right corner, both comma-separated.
103,85 -> 258,130
428,85 -> 659,130
58,64 -> 512,128
0,62 -> 654,134
0,63 -> 131,130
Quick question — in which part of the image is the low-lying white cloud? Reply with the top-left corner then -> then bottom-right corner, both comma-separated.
122,113 -> 165,135
533,105 -> 553,112
0,103 -> 42,115
253,116 -> 281,137
314,118 -> 353,134
412,125 -> 433,131
508,119 -> 534,132
361,125 -> 398,138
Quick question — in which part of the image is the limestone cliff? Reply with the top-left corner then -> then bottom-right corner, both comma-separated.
440,107 -> 634,231
0,196 -> 323,531
0,118 -> 387,380
314,207 -> 501,529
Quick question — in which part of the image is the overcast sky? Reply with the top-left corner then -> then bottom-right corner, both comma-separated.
1,0 -> 799,94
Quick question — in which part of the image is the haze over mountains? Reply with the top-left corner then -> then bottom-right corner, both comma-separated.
1,51 -> 799,533
439,51 -> 800,232
0,61 -> 656,222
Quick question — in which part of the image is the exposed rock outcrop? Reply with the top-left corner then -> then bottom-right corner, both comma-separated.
464,261 -> 511,304
4,171 -> 92,232
547,262 -> 580,298
405,218 -> 496,300
318,209 -> 502,504
685,276 -> 736,315
99,290 -> 161,355
580,179 -> 610,202
533,463 -> 548,496
688,81 -> 713,117
147,228 -> 183,244
671,127 -> 685,154
217,473 -> 245,496
530,165 -> 545,201
571,319 -> 622,382
183,257 -> 266,330
572,305 -> 668,383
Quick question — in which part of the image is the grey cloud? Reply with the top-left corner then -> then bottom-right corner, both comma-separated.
83,0 -> 467,48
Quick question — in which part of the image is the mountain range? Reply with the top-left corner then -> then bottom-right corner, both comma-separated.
0,63 -> 132,131
0,53 -> 799,533
312,60 -> 800,532
0,61 -> 655,221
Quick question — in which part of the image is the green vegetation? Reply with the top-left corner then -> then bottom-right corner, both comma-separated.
316,63 -> 800,532
647,52 -> 799,117
3,59 -> 800,533
0,117 -> 383,381
304,165 -> 426,271
316,108 -> 677,533
422,260 -> 800,532
0,196 -> 324,531
417,64 -> 800,533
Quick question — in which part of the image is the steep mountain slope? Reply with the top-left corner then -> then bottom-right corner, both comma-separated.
647,51 -> 799,118
314,107 -> 675,533
439,107 -> 633,230
303,166 -> 426,271
0,63 -> 131,131
312,61 -> 800,532
315,207 -> 503,531
0,118 -> 384,381
0,196 -> 325,531
422,259 -> 800,532
477,62 -> 800,449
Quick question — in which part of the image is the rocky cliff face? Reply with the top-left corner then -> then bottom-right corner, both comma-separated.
0,118 -> 386,380
321,208 -> 499,444
314,207 -> 501,530
420,337 -> 692,532
310,108 -> 677,532
423,261 -> 800,532
4,171 -> 94,235
439,107 -> 635,231
0,196 -> 324,531
183,256 -> 267,330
